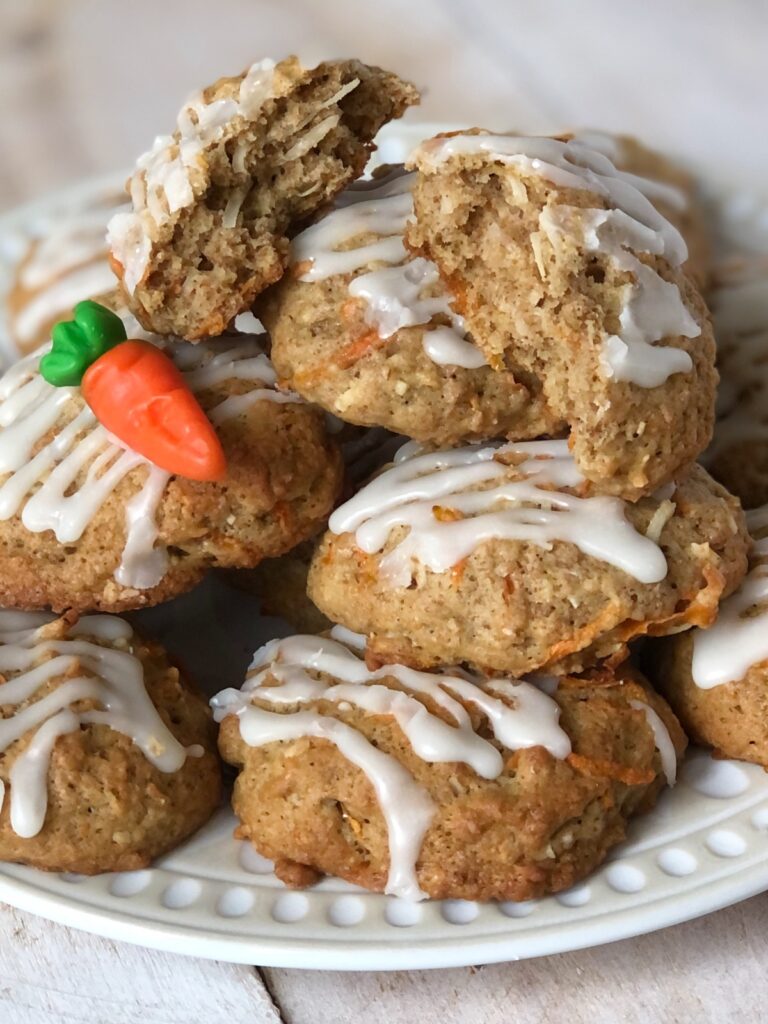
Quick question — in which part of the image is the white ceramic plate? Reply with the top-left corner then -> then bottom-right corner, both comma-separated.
0,734 -> 767,970
0,579 -> 764,972
0,128 -> 767,970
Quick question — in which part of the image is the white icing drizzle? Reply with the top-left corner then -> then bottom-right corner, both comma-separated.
9,195 -> 126,349
211,633 -> 572,900
422,327 -> 486,369
290,169 -> 486,370
540,207 -> 699,387
238,59 -> 278,117
691,507 -> 768,688
13,264 -> 118,349
0,610 -> 195,838
10,709 -> 80,835
0,326 -> 296,590
115,469 -> 171,589
233,704 -> 433,901
706,270 -> 768,463
20,206 -> 119,290
572,131 -> 688,212
328,438 -> 668,588
328,624 -> 367,649
629,699 -> 677,786
411,134 -> 701,388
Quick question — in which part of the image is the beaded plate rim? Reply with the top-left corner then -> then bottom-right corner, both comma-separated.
0,753 -> 765,969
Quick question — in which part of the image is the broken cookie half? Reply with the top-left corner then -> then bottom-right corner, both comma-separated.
108,56 -> 419,340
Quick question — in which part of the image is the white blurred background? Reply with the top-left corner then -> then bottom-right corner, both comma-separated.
0,0 -> 766,209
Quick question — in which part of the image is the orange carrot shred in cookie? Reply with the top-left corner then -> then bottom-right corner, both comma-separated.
566,752 -> 656,786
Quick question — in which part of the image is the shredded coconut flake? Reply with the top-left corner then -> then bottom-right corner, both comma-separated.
530,231 -> 547,279
284,114 -> 341,161
645,499 -> 676,543
222,186 -> 250,228
319,77 -> 360,110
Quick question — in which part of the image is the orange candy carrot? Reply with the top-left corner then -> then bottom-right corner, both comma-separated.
40,301 -> 227,482
83,340 -> 227,482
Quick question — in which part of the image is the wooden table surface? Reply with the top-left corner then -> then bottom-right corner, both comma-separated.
0,2 -> 766,1021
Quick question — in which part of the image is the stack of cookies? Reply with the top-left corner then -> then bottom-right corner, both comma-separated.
0,56 -> 411,873
213,113 -> 753,902
0,55 -> 765,904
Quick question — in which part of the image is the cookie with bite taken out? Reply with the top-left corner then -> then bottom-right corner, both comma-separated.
259,166 -> 564,446
108,57 -> 418,340
406,131 -> 717,500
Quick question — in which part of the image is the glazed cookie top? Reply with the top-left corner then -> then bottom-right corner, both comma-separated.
0,610 -> 203,839
2,187 -> 124,357
108,57 -> 418,339
311,447 -> 747,677
290,167 -> 486,370
262,165 -> 562,445
691,504 -> 768,689
411,133 -> 698,389
571,130 -> 711,287
327,438 -> 671,588
212,629 -> 678,900
572,131 -> 692,211
405,132 -> 716,498
0,310 -> 300,593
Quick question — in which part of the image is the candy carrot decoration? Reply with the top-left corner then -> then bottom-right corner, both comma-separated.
40,301 -> 227,482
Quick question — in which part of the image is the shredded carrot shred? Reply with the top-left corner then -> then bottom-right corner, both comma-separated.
566,752 -> 656,786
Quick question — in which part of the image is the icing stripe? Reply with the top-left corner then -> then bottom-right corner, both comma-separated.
0,611 -> 196,838
231,703 -> 434,901
0,324 -> 298,590
411,134 -> 701,388
13,263 -> 117,347
212,633 -> 572,900
691,509 -> 768,688
7,193 -> 127,350
290,168 -> 486,370
572,131 -> 688,211
629,699 -> 677,786
328,439 -> 669,587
